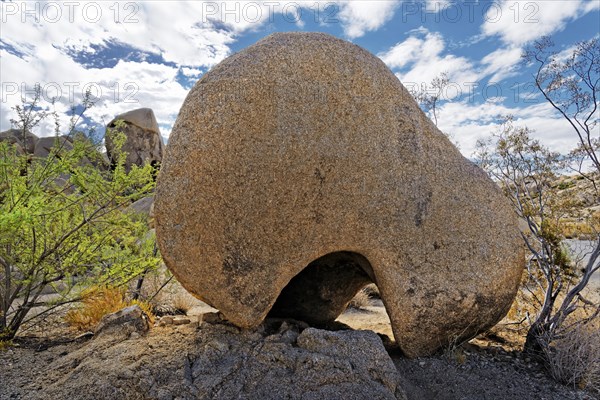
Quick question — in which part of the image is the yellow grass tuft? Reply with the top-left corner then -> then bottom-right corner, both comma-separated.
65,286 -> 155,331
0,339 -> 13,351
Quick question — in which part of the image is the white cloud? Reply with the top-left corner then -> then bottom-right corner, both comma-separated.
584,0 -> 600,13
180,67 -> 204,78
379,28 -> 480,92
437,100 -> 580,157
481,0 -> 596,46
335,1 -> 400,38
0,2 -> 238,68
377,35 -> 423,69
480,46 -> 524,82
376,22 -> 597,159
425,0 -> 452,12
0,42 -> 188,141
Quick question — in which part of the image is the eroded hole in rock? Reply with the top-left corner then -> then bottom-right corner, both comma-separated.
268,251 -> 375,325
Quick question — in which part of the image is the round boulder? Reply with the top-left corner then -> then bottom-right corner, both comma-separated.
155,32 -> 524,357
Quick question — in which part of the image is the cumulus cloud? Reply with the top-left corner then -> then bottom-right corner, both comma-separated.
379,28 -> 480,93
425,0 -> 453,12
437,100 -> 580,157
481,0 -> 598,46
0,0 -> 400,137
0,1 -> 242,136
334,0 -> 400,38
376,20 -> 596,159
1,2 -> 237,68
480,46 -> 524,83
0,46 -> 188,143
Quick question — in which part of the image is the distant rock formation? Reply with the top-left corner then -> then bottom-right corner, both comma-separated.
155,32 -> 524,357
0,128 -> 109,172
0,128 -> 38,154
105,108 -> 164,171
33,136 -> 73,158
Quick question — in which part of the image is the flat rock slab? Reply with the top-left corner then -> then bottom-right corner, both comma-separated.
155,32 -> 524,357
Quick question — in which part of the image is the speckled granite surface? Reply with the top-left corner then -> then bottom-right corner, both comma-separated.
155,32 -> 524,357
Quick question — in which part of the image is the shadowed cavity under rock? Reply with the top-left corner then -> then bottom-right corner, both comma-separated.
268,251 -> 375,325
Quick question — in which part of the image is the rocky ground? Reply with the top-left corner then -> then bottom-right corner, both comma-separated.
1,299 -> 597,400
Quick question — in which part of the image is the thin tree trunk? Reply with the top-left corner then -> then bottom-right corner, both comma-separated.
132,274 -> 145,301
0,256 -> 11,335
524,320 -> 549,360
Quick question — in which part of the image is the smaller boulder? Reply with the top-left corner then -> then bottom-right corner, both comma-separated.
126,196 -> 156,228
33,136 -> 73,158
296,328 -> 402,395
95,305 -> 150,338
105,108 -> 164,171
126,195 -> 154,218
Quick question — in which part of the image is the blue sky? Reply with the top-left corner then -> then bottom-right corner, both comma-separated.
1,0 -> 599,156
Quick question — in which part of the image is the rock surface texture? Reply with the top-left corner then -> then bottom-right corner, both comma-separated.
95,305 -> 150,338
24,318 -> 407,400
33,136 -> 73,158
155,32 -> 524,357
106,108 -> 164,170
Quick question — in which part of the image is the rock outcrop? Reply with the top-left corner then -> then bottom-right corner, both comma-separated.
155,32 -> 524,357
0,128 -> 38,154
126,195 -> 154,217
94,305 -> 150,339
33,136 -> 73,158
29,317 -> 407,400
105,108 -> 164,171
0,130 -> 103,166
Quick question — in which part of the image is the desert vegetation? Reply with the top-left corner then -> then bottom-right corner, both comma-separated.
0,87 -> 160,342
472,36 -> 600,391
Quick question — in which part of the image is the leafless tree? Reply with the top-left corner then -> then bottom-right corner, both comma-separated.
475,117 -> 599,357
524,37 -> 599,182
410,72 -> 450,126
476,37 -> 599,359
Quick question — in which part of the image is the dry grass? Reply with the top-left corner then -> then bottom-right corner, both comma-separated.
171,292 -> 196,314
65,286 -> 155,331
0,339 -> 12,351
362,283 -> 381,299
545,320 -> 600,391
444,346 -> 467,365
130,299 -> 156,326
348,288 -> 372,310
561,220 -> 595,239
502,277 -> 599,391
